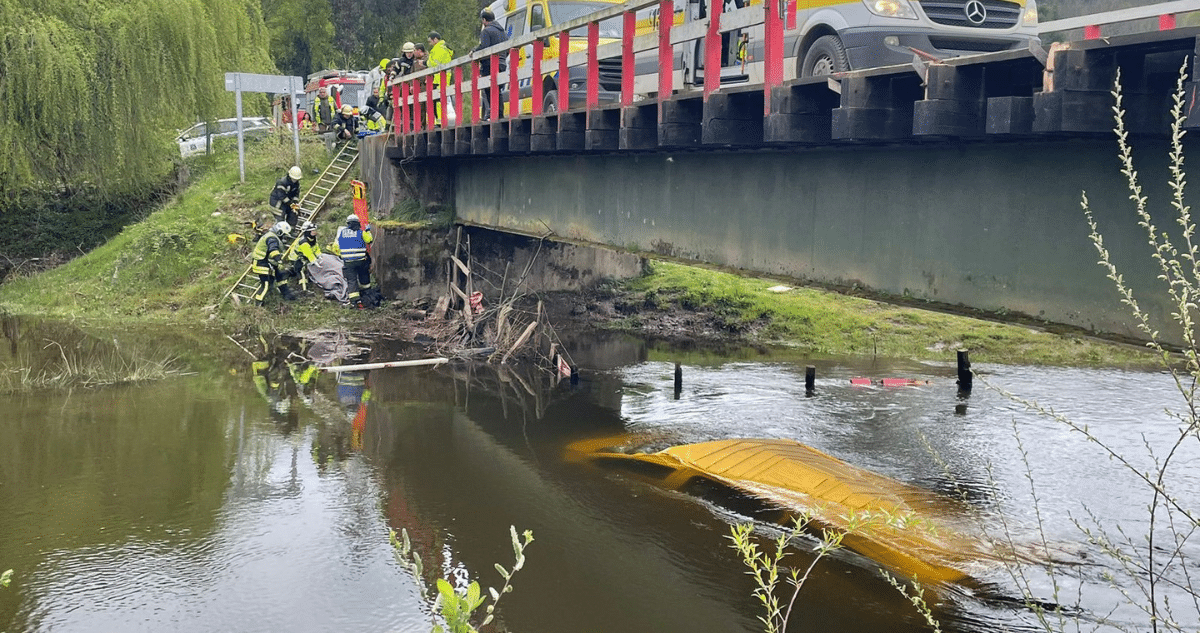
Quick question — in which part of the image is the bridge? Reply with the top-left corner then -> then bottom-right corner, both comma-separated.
358,2 -> 1200,344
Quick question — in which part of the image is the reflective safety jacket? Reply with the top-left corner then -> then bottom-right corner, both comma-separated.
312,95 -> 337,126
290,234 -> 323,265
429,41 -> 453,85
251,231 -> 286,274
359,104 -> 386,131
333,225 -> 372,262
270,175 -> 301,212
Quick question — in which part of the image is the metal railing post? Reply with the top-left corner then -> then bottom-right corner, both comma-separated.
658,0 -> 673,115
490,53 -> 501,120
510,48 -> 520,118
704,0 -> 723,100
559,32 -> 571,110
533,39 -> 545,115
764,0 -> 784,114
622,11 -> 636,107
587,21 -> 600,110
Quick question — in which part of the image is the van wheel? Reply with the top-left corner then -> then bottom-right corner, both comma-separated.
801,35 -> 849,77
543,90 -> 559,114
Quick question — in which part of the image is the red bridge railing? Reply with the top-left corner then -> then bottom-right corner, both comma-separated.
388,0 -> 787,135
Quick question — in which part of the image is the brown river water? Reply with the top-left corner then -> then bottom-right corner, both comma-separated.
0,317 -> 1197,633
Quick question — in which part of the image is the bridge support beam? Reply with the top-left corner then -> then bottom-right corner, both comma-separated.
509,117 -> 532,153
454,127 -> 473,155
702,87 -> 765,145
559,112 -> 587,150
489,121 -> 509,154
832,74 -> 922,141
659,96 -> 702,147
764,81 -> 837,144
586,106 -> 622,151
620,103 -> 658,149
914,65 -> 987,138
532,114 -> 558,151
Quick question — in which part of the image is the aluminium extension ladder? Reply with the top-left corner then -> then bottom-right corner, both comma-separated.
221,142 -> 359,307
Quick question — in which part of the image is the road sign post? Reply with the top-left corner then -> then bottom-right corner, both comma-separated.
224,72 -> 304,181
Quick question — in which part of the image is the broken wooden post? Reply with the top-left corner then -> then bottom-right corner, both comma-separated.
956,349 -> 972,393
805,365 -> 815,397
674,361 -> 682,400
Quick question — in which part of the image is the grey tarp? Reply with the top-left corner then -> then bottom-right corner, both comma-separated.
307,253 -> 348,302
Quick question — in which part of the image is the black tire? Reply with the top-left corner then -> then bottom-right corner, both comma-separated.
801,34 -> 849,78
542,89 -> 559,114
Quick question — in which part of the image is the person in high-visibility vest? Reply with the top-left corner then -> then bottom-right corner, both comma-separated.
330,213 -> 375,308
251,221 -> 297,305
428,31 -> 454,125
310,86 -> 337,133
287,221 -> 322,291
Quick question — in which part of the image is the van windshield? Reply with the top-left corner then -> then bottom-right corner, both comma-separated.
553,2 -> 622,38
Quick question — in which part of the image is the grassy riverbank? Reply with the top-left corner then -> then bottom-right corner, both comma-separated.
0,139 -> 1157,367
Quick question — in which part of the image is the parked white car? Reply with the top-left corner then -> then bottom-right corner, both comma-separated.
176,117 -> 274,158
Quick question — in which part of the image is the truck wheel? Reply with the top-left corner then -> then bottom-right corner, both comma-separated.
801,35 -> 849,77
543,90 -> 559,114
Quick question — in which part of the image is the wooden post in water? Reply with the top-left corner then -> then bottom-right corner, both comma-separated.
805,365 -> 815,397
674,362 -> 682,400
956,349 -> 972,394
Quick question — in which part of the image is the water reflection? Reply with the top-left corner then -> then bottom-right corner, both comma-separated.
0,319 -> 1196,633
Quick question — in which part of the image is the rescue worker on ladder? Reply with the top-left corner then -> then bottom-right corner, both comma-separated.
251,221 -> 297,305
270,166 -> 303,226
287,221 -> 322,292
331,213 -> 375,308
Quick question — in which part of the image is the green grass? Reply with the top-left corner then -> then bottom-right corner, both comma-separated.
0,136 -> 379,331
621,261 -> 1157,367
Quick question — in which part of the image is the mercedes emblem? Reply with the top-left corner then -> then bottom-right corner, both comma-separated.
964,0 -> 987,24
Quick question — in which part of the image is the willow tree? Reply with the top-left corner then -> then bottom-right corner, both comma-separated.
0,0 -> 275,206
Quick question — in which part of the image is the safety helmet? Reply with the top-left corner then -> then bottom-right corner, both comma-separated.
341,104 -> 353,115
379,57 -> 390,69
402,41 -> 415,53
346,214 -> 360,226
273,221 -> 292,236
300,221 -> 316,233
288,165 -> 302,180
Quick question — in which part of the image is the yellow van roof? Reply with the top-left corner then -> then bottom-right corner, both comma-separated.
567,435 -> 998,584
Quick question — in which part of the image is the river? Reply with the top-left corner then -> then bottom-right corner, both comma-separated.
0,317 -> 1196,633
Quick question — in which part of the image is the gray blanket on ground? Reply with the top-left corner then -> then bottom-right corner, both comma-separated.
308,253 -> 348,302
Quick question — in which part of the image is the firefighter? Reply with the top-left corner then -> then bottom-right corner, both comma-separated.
251,221 -> 297,305
270,165 -> 303,226
287,221 -> 322,291
311,85 -> 337,132
333,103 -> 358,140
331,213 -> 375,308
359,101 -> 386,133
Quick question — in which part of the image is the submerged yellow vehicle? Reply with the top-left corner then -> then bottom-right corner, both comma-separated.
566,435 -> 996,584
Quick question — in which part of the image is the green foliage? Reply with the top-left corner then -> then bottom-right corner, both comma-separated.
264,0 -> 338,78
1,568 -> 11,588
624,261 -> 1158,366
0,0 -> 275,213
392,525 -> 534,633
727,515 -> 848,633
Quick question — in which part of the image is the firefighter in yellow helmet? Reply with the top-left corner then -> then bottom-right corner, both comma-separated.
333,103 -> 357,140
